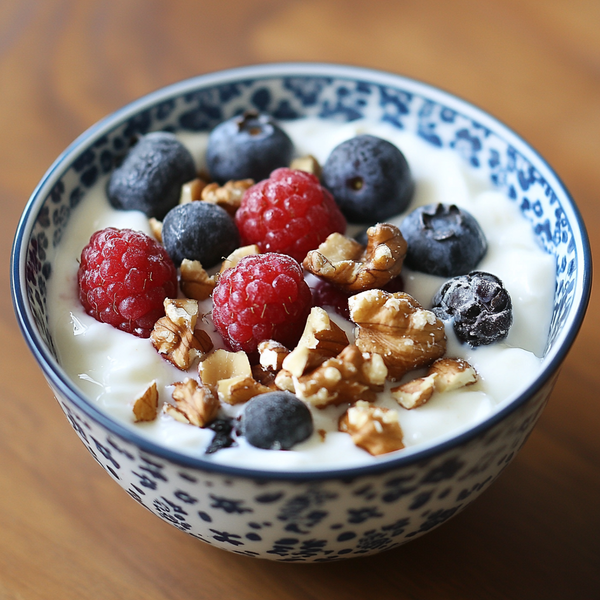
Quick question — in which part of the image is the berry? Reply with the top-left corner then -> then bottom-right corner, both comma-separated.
162,201 -> 240,268
107,132 -> 197,219
311,279 -> 351,319
400,203 -> 487,277
240,391 -> 313,450
321,134 -> 414,223
431,271 -> 513,347
212,253 -> 312,354
77,228 -> 177,337
235,168 -> 346,263
205,418 -> 237,454
206,111 -> 294,184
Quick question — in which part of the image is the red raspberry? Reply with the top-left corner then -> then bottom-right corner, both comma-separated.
212,253 -> 312,354
235,168 -> 346,263
77,228 -> 178,338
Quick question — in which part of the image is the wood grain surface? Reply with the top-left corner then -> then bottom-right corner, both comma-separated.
2,1 -> 599,598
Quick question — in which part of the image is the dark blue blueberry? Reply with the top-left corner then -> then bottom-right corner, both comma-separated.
206,111 -> 294,184
321,134 -> 414,223
162,201 -> 239,268
205,418 -> 237,455
432,271 -> 513,347
107,131 -> 196,219
241,392 -> 313,450
400,203 -> 487,277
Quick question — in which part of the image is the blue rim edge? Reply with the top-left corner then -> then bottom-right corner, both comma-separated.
10,62 -> 593,482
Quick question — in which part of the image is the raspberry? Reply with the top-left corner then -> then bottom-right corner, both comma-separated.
212,253 -> 312,354
77,228 -> 178,338
235,168 -> 346,263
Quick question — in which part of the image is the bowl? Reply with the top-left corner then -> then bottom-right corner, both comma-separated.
11,63 -> 591,561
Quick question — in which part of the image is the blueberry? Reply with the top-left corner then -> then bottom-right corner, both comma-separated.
205,418 -> 237,454
206,111 -> 294,184
162,201 -> 240,268
107,132 -> 196,219
431,271 -> 513,347
240,391 -> 313,450
400,203 -> 487,277
321,134 -> 414,223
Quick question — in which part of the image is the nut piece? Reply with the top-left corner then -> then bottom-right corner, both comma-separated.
151,299 -> 213,370
274,369 -> 295,393
180,259 -> 217,301
217,375 -> 271,405
201,179 -> 254,216
148,217 -> 163,243
220,244 -> 260,273
303,223 -> 407,292
293,345 -> 387,408
428,357 -> 478,392
180,177 -> 208,204
282,307 -> 349,377
251,363 -> 279,389
164,378 -> 219,427
132,381 -> 159,422
290,154 -> 321,178
198,348 -> 252,384
339,400 -> 404,455
258,340 -> 290,372
349,289 -> 446,381
391,373 -> 437,409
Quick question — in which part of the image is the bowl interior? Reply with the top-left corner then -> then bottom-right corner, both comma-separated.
12,63 -> 591,472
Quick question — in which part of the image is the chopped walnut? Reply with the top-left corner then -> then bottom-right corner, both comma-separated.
180,259 -> 217,301
179,177 -> 208,204
339,400 -> 404,455
290,154 -> 321,178
251,363 -> 279,389
201,179 -> 254,216
164,378 -> 219,427
391,373 -> 438,409
274,369 -> 295,393
148,218 -> 163,243
198,348 -> 252,385
349,289 -> 446,381
282,307 -> 349,377
258,340 -> 290,372
217,375 -> 272,405
293,345 -> 387,408
132,381 -> 159,422
303,223 -> 407,293
428,358 -> 478,392
220,244 -> 260,273
151,298 -> 213,370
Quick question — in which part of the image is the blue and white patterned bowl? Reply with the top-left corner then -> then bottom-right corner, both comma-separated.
11,64 -> 591,561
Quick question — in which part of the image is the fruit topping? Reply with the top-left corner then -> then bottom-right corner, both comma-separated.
205,418 -> 237,454
77,227 -> 177,338
240,391 -> 313,450
206,111 -> 294,184
161,201 -> 240,268
311,279 -> 352,320
400,203 -> 487,277
211,253 -> 312,354
107,132 -> 196,219
235,167 -> 346,263
321,134 -> 414,223
431,271 -> 513,347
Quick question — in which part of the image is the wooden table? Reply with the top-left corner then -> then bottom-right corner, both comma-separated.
2,1 -> 598,597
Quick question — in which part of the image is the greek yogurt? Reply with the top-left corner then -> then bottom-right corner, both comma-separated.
47,118 -> 556,471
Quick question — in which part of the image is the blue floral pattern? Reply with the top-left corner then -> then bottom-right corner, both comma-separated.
16,66 -> 587,561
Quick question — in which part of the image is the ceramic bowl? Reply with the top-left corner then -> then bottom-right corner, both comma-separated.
11,63 -> 591,561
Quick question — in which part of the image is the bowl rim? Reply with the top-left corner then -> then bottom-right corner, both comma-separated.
11,62 -> 592,481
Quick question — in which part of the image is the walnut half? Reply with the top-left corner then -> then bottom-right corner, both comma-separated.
164,378 -> 219,427
303,223 -> 407,293
349,289 -> 446,380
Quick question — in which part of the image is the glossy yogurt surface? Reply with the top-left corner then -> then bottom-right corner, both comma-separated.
47,118 -> 556,470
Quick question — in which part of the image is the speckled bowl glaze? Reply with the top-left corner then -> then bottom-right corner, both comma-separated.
11,64 -> 591,561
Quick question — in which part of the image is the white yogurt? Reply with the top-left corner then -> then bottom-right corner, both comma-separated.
47,118 -> 556,470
